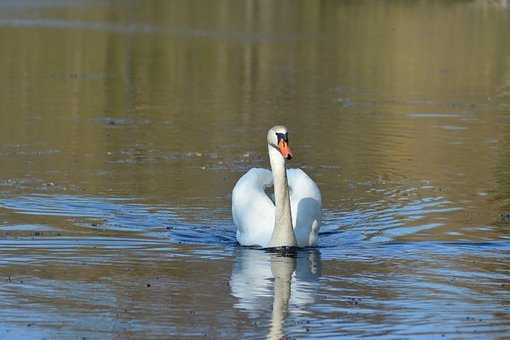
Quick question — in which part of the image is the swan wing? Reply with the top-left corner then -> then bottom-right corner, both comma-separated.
232,168 -> 275,247
287,168 -> 322,247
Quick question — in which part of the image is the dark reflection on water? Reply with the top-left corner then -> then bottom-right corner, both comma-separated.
1,0 -> 510,338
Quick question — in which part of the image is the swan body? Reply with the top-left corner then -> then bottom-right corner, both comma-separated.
232,126 -> 321,248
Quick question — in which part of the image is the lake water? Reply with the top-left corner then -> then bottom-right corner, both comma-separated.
1,0 -> 510,338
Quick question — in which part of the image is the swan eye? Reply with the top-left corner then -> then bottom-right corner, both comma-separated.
276,132 -> 288,143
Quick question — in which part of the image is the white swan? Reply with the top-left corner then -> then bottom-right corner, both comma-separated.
232,125 -> 321,248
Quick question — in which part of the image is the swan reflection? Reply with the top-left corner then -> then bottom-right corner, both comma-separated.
230,248 -> 321,339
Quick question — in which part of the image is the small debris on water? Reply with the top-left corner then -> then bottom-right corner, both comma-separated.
348,297 -> 361,305
499,213 -> 510,222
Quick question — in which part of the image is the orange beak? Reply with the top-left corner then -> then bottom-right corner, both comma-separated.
278,139 -> 293,160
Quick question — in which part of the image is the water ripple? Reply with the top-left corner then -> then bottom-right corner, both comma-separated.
0,194 -> 236,247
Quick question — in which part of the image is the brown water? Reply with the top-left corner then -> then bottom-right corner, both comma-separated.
1,0 -> 510,338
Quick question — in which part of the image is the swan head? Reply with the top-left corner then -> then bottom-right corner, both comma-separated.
267,125 -> 293,160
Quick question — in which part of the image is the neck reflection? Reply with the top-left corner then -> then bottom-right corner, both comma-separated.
230,247 -> 321,339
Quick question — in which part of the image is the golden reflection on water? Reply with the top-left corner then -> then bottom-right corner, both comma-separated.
0,1 -> 509,205
0,0 -> 510,338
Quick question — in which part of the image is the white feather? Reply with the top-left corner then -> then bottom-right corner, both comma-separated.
232,167 -> 321,247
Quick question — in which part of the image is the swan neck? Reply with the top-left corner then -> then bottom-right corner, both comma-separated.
268,145 -> 296,247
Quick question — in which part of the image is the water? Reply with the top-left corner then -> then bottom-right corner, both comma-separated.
1,0 -> 510,338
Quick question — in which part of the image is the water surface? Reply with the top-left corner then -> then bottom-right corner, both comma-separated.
1,0 -> 510,338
